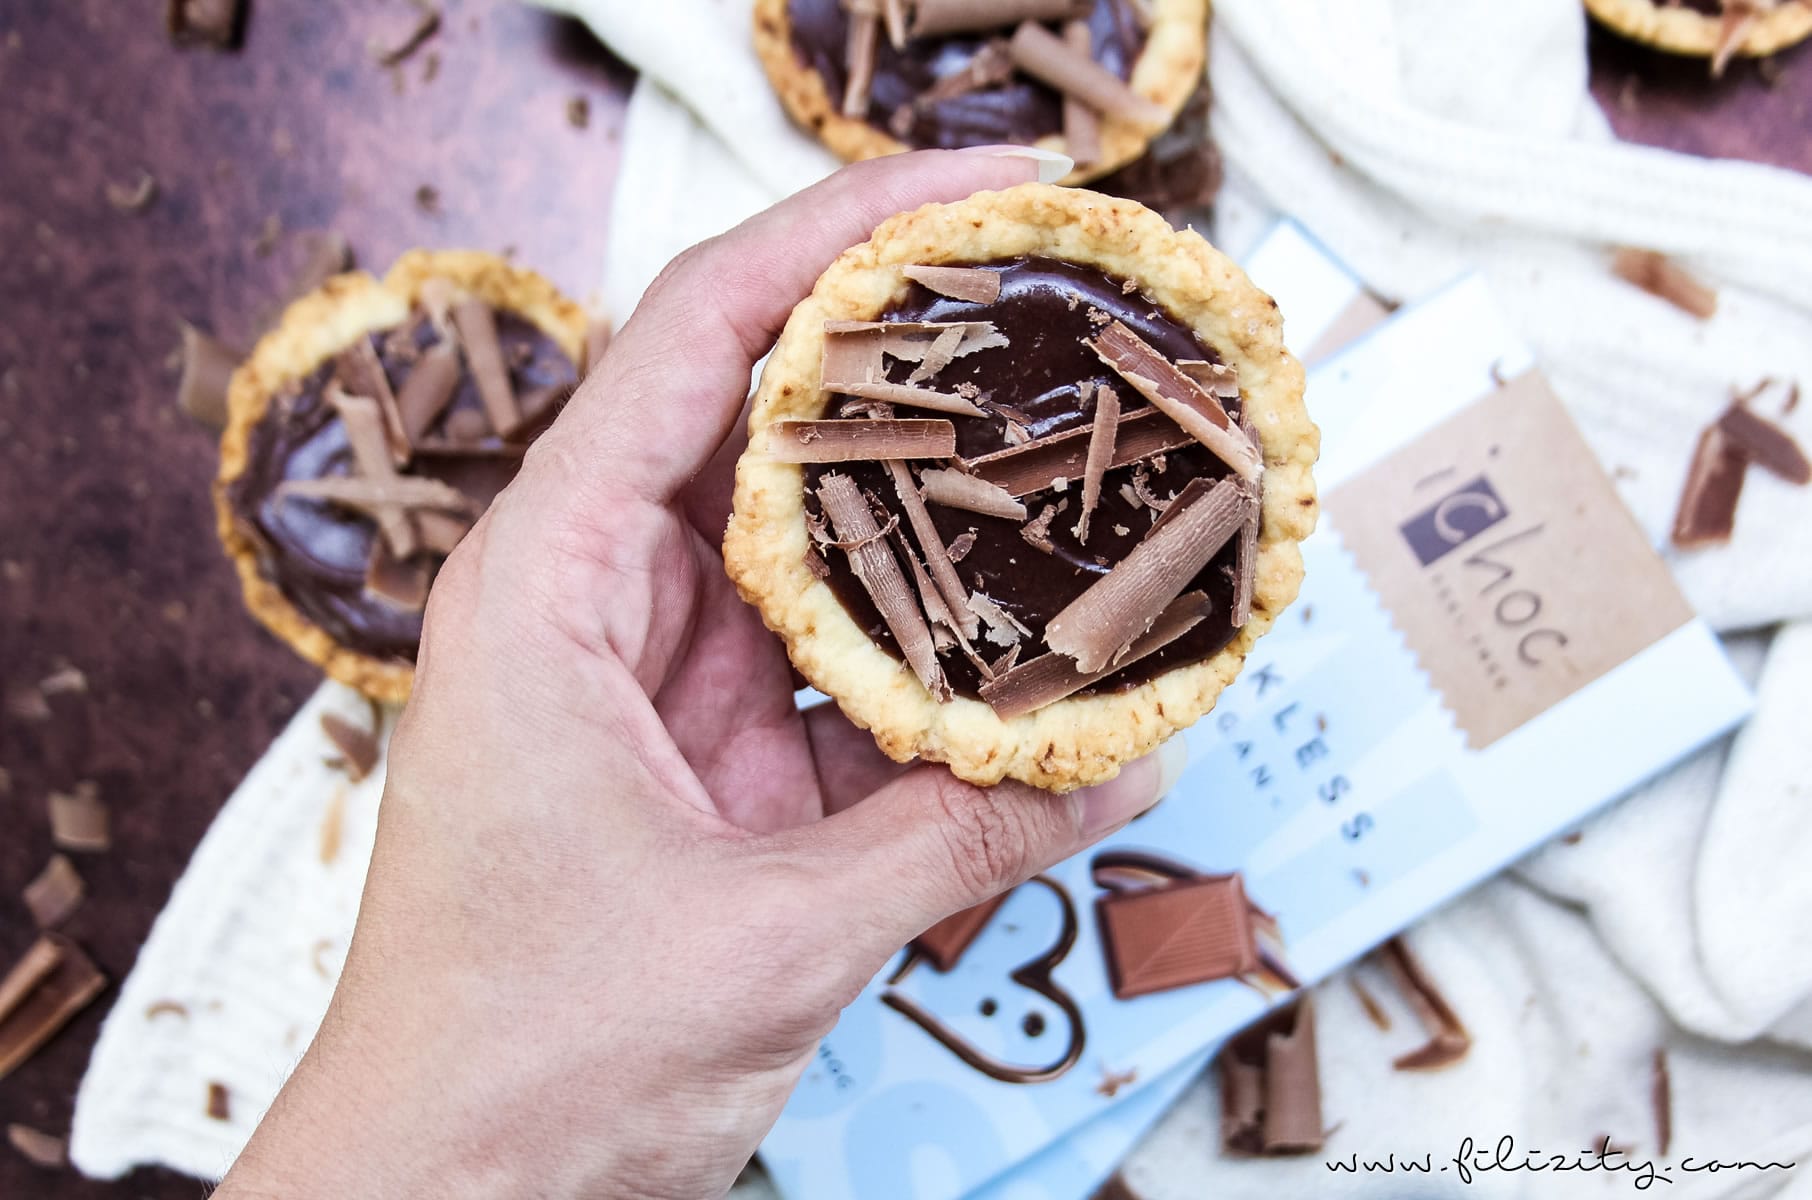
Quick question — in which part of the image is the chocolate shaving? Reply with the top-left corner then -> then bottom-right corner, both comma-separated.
1021,503 -> 1060,554
47,784 -> 109,854
804,547 -> 831,579
282,474 -> 473,517
1008,21 -> 1169,129
1076,383 -> 1119,541
450,298 -> 520,436
105,170 -> 157,214
917,467 -> 1029,520
914,0 -> 1091,38
1349,973 -> 1391,1030
980,591 -> 1210,718
770,419 -> 956,463
0,939 -> 64,1024
166,0 -> 242,48
369,1 -> 440,66
1652,1048 -> 1672,1156
1611,248 -> 1718,320
335,338 -> 410,464
886,461 -> 981,640
1219,998 -> 1324,1155
207,1081 -> 232,1122
6,1123 -> 65,1169
145,1000 -> 190,1021
395,342 -> 462,445
965,406 -> 1193,498
967,591 -> 1033,647
415,509 -> 472,555
829,377 -> 988,418
818,474 -> 949,700
1718,402 -> 1810,484
842,6 -> 880,118
1231,419 -> 1260,626
1671,424 -> 1747,548
916,38 -> 1017,105
1178,358 -> 1241,400
947,530 -> 977,562
366,542 -> 432,610
1046,478 -> 1252,673
39,666 -> 85,696
1131,463 -> 1171,515
175,322 -> 240,430
319,785 -> 345,865
902,265 -> 1002,305
989,643 -> 1022,676
1380,937 -> 1470,1071
0,934 -> 106,1083
321,712 -> 380,781
1090,322 -> 1261,483
1061,21 -> 1103,167
906,326 -> 966,385
1713,2 -> 1763,77
881,0 -> 909,47
24,856 -> 84,929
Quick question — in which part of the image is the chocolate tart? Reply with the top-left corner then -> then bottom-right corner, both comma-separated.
1585,0 -> 1812,72
214,251 -> 592,702
753,0 -> 1209,185
723,184 -> 1317,792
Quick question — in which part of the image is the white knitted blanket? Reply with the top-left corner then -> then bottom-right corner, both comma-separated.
71,1 -> 1812,1193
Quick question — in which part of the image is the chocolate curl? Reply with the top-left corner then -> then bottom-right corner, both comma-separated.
881,0 -> 909,49
817,473 -> 950,701
913,0 -> 1089,37
1045,478 -> 1251,673
980,591 -> 1209,718
1231,416 -> 1261,627
966,406 -> 1194,498
1061,20 -> 1103,166
0,935 -> 106,1083
396,342 -> 463,444
1089,321 -> 1261,484
1008,21 -> 1170,130
326,389 -> 423,558
1718,402 -> 1810,485
887,460 -> 982,641
901,265 -> 1003,305
769,419 -> 957,463
1076,383 -> 1119,542
449,298 -> 521,436
842,4 -> 881,118
1380,937 -> 1471,1071
917,467 -> 1029,520
335,337 -> 410,465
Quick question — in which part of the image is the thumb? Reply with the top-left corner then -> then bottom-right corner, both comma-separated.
799,739 -> 1188,970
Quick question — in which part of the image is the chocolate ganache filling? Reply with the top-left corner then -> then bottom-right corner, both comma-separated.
801,257 -> 1254,705
787,0 -> 1144,149
227,311 -> 576,662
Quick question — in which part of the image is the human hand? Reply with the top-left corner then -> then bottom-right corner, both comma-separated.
218,149 -> 1182,1200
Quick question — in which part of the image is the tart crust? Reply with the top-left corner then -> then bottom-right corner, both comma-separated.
752,0 -> 1210,186
723,183 -> 1317,792
1584,0 -> 1812,59
214,250 -> 589,704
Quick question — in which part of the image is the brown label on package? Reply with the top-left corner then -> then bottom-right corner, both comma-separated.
1326,372 -> 1692,749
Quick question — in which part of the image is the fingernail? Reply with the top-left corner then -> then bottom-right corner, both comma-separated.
955,144 -> 1075,185
1076,738 -> 1189,839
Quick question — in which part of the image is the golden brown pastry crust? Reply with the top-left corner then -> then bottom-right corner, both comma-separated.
214,250 -> 589,703
1584,0 -> 1812,59
723,183 -> 1317,792
752,0 -> 1210,186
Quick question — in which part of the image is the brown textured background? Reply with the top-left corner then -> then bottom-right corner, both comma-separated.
0,2 -> 1803,1194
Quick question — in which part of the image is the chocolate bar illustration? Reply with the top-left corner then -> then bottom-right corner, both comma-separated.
1091,851 -> 1297,1001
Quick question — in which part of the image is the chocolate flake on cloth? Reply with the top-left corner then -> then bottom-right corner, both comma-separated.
175,322 -> 239,430
24,856 -> 84,930
1007,21 -> 1170,129
449,298 -> 520,436
842,3 -> 881,118
1671,423 -> 1747,548
1076,383 -> 1120,541
207,1081 -> 232,1122
47,783 -> 110,854
912,0 -> 1089,36
321,712 -> 381,781
166,0 -> 242,48
967,590 -> 1033,647
6,1123 -> 66,1169
0,939 -> 64,1024
887,461 -> 981,640
902,264 -> 1002,305
818,473 -> 950,700
0,934 -> 107,1083
394,341 -> 462,440
1652,1048 -> 1673,1156
1380,936 -> 1471,1070
771,418 -> 956,462
1089,321 -> 1261,484
1611,248 -> 1718,319
965,406 -> 1193,498
1718,402 -> 1810,484
1061,20 -> 1104,167
906,893 -> 1010,973
1218,998 -> 1324,1156
1096,868 -> 1260,1000
1045,477 -> 1252,673
917,467 -> 1029,520
980,591 -> 1209,718
335,337 -> 410,464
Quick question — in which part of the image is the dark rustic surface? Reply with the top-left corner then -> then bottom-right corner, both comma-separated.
0,2 -> 1804,1194
0,2 -> 628,1195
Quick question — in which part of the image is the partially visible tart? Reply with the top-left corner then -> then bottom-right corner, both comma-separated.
1585,0 -> 1812,74
753,0 -> 1209,185
724,183 -> 1317,792
215,250 -> 597,702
